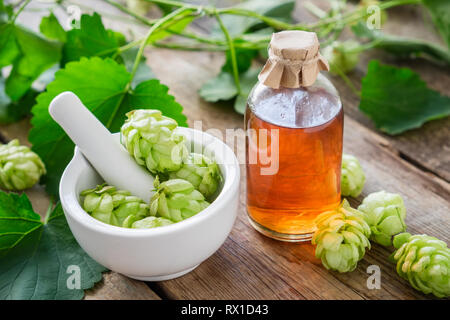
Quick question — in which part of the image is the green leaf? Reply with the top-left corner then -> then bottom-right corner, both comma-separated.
222,46 -> 258,74
0,192 -> 106,300
0,2 -> 18,68
5,26 -> 62,101
199,72 -> 238,103
119,47 -> 155,89
0,76 -> 38,123
352,22 -> 450,66
212,0 -> 295,37
63,13 -> 125,63
0,23 -> 19,68
234,68 -> 259,114
359,60 -> 450,135
29,57 -> 187,197
0,192 -> 41,250
40,12 -> 67,42
147,13 -> 194,44
199,68 -> 259,114
422,0 -> 450,49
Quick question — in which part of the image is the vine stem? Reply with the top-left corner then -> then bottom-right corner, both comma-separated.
11,0 -> 32,22
105,6 -> 191,129
331,63 -> 361,97
102,0 -> 157,26
129,7 -> 191,83
107,0 -> 419,49
143,0 -> 307,30
103,0 -> 227,46
214,11 -> 241,94
309,0 -> 421,29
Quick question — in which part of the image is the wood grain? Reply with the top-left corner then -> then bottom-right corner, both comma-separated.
85,272 -> 161,300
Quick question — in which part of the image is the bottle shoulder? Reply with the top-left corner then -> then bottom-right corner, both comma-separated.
247,73 -> 342,128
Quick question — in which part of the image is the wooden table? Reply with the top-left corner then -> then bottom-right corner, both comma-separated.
1,0 -> 448,300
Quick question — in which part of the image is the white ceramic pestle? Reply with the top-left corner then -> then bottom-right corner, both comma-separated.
49,91 -> 154,202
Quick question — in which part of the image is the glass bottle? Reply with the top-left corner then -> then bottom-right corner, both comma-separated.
245,31 -> 343,242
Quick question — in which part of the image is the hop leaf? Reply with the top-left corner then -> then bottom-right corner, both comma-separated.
132,216 -> 174,229
358,191 -> 407,246
312,199 -> 371,273
120,109 -> 188,174
322,41 -> 361,75
341,154 -> 365,197
392,233 -> 450,298
0,139 -> 46,190
80,184 -> 149,228
150,177 -> 210,222
169,153 -> 222,199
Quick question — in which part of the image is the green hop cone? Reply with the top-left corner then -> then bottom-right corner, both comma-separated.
81,184 -> 150,228
132,216 -> 174,229
312,199 -> 371,273
341,154 -> 365,197
126,0 -> 151,14
0,139 -> 46,191
392,233 -> 450,298
358,191 -> 406,246
120,109 -> 188,174
169,153 -> 222,199
322,41 -> 361,75
150,177 -> 210,222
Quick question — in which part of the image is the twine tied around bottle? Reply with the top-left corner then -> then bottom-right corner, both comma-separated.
258,31 -> 330,89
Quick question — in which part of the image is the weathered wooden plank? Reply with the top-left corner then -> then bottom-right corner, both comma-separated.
85,272 -> 161,300
145,45 -> 448,300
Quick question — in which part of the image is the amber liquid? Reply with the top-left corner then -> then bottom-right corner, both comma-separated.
245,106 -> 343,241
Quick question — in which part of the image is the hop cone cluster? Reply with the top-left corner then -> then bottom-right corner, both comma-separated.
132,216 -> 174,229
0,139 -> 46,191
358,191 -> 406,246
169,153 -> 222,199
120,109 -> 188,174
322,40 -> 361,75
392,233 -> 450,298
341,154 -> 365,197
312,200 -> 371,272
150,177 -> 210,222
81,184 -> 150,228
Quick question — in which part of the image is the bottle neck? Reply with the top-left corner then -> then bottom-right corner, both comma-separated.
247,73 -> 342,129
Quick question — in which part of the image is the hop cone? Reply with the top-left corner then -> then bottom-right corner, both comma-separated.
132,216 -> 174,229
312,199 -> 371,272
0,139 -> 46,191
81,184 -> 149,228
169,153 -> 222,199
358,191 -> 406,246
150,177 -> 210,222
120,109 -> 188,174
322,40 -> 361,75
341,154 -> 365,197
392,233 -> 450,298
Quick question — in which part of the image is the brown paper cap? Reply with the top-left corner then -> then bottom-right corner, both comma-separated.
258,31 -> 329,89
